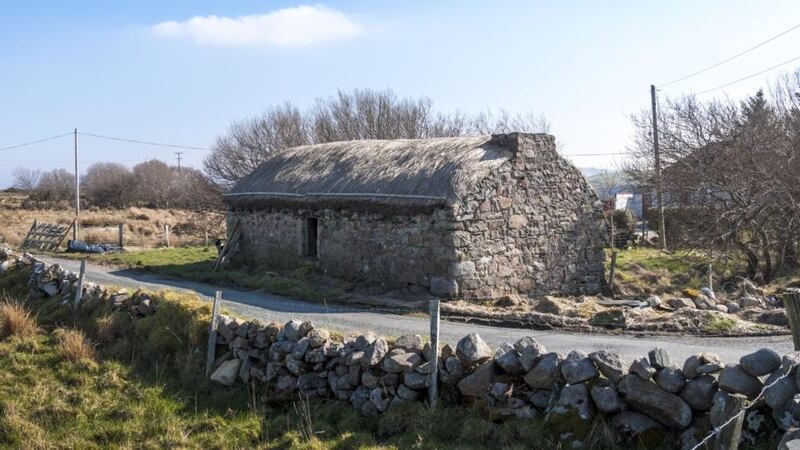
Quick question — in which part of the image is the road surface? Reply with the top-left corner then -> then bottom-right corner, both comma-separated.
40,256 -> 793,363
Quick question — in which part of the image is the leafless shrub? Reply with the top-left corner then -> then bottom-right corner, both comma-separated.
205,103 -> 310,188
204,88 -> 550,187
83,162 -> 134,208
12,167 -> 41,192
29,168 -> 75,205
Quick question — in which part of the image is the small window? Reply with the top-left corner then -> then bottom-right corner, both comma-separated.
303,217 -> 318,259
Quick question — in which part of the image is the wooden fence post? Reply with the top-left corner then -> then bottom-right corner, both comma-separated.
118,224 -> 124,248
165,224 -> 171,248
72,218 -> 78,242
74,259 -> 86,309
783,289 -> 800,351
205,291 -> 222,378
610,211 -> 616,249
607,251 -> 618,298
713,393 -> 746,450
428,299 -> 440,408
707,263 -> 713,290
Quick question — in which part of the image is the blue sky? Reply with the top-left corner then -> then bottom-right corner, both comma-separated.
2,1 -> 799,187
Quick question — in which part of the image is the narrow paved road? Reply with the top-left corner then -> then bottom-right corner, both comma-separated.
41,256 -> 793,363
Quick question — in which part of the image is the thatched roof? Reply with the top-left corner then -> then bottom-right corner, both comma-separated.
224,135 -> 519,212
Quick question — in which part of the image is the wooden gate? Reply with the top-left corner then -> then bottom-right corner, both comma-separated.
20,220 -> 73,251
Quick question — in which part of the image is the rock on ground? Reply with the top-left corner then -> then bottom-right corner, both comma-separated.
779,428 -> 800,450
681,375 -> 718,411
740,348 -> 781,377
618,374 -> 693,429
718,363 -> 764,399
591,379 -> 625,414
765,371 -> 799,410
654,367 -> 685,394
523,352 -> 564,390
457,361 -> 495,398
210,359 -> 241,386
561,351 -> 599,384
456,333 -> 492,367
630,357 -> 656,380
611,411 -> 664,446
546,383 -> 595,439
648,348 -> 671,370
382,352 -> 422,373
589,350 -> 626,384
495,348 -> 523,375
395,334 -> 424,352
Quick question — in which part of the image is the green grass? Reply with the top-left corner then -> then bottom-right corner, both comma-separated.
0,333 -> 266,449
612,248 -> 700,274
0,266 -> 567,450
608,248 -> 731,296
0,263 -> 783,449
60,246 -> 347,304
702,314 -> 738,334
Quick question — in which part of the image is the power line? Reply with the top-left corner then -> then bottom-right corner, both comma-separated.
659,21 -> 800,88
0,132 -> 72,151
175,151 -> 184,168
78,131 -> 210,151
695,54 -> 800,95
562,152 -> 628,157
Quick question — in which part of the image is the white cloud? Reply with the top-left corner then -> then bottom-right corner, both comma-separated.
151,4 -> 363,47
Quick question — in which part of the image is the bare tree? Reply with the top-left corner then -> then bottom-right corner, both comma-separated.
204,88 -> 551,187
625,71 -> 800,283
170,167 -> 223,210
12,167 -> 41,192
83,163 -> 133,208
30,169 -> 74,204
204,103 -> 310,188
469,109 -> 551,135
132,160 -> 175,208
310,88 -> 461,141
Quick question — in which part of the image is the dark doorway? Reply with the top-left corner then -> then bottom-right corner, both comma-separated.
304,217 -> 318,259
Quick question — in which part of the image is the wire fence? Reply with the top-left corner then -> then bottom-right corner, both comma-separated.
690,362 -> 798,449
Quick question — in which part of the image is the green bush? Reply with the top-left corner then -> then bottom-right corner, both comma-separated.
605,209 -> 637,248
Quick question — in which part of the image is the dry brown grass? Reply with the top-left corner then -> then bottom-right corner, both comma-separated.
0,300 -> 40,339
95,314 -> 124,344
0,192 -> 224,249
53,328 -> 96,362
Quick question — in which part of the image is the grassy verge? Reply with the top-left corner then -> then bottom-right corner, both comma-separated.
608,248 -> 734,296
56,246 -> 348,304
0,260 -> 782,448
0,266 -> 571,450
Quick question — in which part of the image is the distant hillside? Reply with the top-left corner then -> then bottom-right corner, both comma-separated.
578,167 -> 606,178
584,170 -> 637,199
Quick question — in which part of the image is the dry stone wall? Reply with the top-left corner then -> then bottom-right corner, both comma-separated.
452,134 -> 606,298
1,246 -> 797,449
230,207 -> 458,290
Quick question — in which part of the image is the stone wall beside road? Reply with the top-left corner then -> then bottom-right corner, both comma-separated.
1,246 -> 797,449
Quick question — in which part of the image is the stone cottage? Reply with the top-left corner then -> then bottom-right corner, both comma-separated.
223,133 -> 606,299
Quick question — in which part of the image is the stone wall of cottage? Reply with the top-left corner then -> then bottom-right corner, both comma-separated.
229,207 -> 459,291
450,134 -> 606,298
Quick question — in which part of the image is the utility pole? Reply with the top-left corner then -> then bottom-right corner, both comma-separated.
651,85 -> 667,250
73,128 -> 80,241
175,151 -> 183,169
